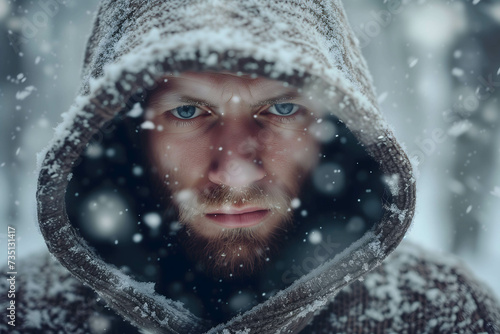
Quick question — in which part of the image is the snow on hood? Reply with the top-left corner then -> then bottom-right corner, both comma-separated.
36,1 -> 416,333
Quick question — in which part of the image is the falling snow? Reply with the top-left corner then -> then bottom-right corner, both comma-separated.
308,230 -> 322,244
140,121 -> 155,129
132,233 -> 143,243
127,103 -> 144,118
377,92 -> 388,104
408,57 -> 419,68
143,212 -> 162,229
15,86 -> 36,100
451,68 -> 464,77
2,1 -> 500,333
290,198 -> 301,209
490,187 -> 500,198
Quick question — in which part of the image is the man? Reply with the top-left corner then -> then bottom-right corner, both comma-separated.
144,71 -> 322,280
1,0 -> 499,333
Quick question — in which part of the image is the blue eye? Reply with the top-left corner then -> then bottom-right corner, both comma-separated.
170,105 -> 202,119
268,103 -> 299,116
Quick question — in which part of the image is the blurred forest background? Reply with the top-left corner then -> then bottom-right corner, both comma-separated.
1,0 -> 499,297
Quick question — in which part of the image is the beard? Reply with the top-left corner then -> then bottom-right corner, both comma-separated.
174,183 -> 295,279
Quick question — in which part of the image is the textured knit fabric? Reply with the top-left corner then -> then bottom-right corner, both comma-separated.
2,243 -> 499,333
1,0 -> 499,333
306,243 -> 500,334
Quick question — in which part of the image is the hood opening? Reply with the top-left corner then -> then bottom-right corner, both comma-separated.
65,68 -> 390,324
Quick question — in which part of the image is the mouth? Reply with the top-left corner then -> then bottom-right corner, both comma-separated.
205,207 -> 271,228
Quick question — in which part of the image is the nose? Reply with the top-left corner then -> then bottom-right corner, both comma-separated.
208,124 -> 266,188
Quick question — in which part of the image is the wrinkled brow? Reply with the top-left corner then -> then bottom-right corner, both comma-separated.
147,77 -> 301,109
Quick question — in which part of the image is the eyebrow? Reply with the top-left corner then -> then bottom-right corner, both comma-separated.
251,91 -> 301,107
174,91 -> 301,108
178,96 -> 217,107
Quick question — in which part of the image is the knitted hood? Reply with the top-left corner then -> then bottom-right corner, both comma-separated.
36,1 -> 416,333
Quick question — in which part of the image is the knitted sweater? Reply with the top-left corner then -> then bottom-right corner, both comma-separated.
2,243 -> 498,333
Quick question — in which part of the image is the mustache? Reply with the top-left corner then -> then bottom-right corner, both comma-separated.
201,183 -> 278,207
175,183 -> 293,222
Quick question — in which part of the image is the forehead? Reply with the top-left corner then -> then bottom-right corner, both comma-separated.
149,72 -> 300,104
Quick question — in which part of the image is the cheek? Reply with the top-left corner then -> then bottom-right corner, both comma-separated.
148,132 -> 211,185
263,131 -> 319,174
260,131 -> 319,195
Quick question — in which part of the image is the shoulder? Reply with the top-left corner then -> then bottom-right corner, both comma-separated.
306,241 -> 500,334
0,251 -> 114,333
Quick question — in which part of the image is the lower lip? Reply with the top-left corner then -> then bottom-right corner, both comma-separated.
206,210 -> 270,228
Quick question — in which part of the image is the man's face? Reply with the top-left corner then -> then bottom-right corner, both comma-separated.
145,72 -> 321,278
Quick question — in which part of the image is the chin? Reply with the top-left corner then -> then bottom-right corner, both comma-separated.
177,215 -> 292,279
